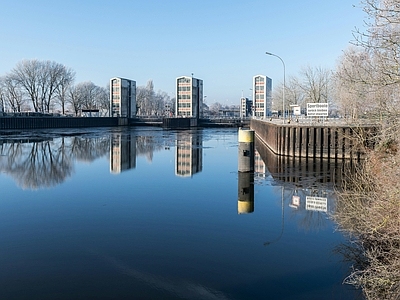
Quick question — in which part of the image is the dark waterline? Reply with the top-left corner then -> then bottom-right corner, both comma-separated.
0,127 -> 361,299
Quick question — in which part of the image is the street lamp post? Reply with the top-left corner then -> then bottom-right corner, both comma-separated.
265,52 -> 286,123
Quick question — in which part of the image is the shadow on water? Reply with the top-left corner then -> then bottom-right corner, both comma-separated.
254,136 -> 358,189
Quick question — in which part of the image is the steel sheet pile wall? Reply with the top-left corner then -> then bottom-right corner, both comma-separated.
0,117 -> 119,130
250,119 -> 374,159
162,117 -> 198,128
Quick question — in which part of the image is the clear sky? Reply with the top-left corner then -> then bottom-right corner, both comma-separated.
0,0 -> 365,105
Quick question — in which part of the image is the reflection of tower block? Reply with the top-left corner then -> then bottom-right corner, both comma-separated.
110,133 -> 136,174
175,133 -> 203,177
238,172 -> 254,214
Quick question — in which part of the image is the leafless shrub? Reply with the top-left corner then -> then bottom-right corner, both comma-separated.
333,146 -> 400,299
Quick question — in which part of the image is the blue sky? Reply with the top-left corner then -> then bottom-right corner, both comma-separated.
0,0 -> 365,104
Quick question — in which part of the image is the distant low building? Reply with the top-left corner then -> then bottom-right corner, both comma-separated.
110,77 -> 136,118
240,97 -> 252,118
219,107 -> 240,118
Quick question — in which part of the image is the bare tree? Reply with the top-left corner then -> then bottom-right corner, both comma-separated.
0,75 -> 25,113
0,81 -> 5,112
354,0 -> 400,86
359,0 -> 400,118
10,59 -> 41,112
272,67 -> 331,117
75,81 -> 100,110
154,90 -> 170,116
334,0 -> 400,145
67,81 -> 107,116
136,80 -> 155,115
136,80 -> 170,116
136,86 -> 146,116
331,3 -> 400,298
209,102 -> 222,117
0,77 -> 7,112
146,80 -> 155,114
287,76 -> 305,107
9,59 -> 75,113
68,85 -> 82,116
55,67 -> 75,115
42,61 -> 64,112
300,65 -> 332,104
271,81 -> 283,113
272,76 -> 306,114
333,47 -> 373,119
164,96 -> 174,117
97,86 -> 110,116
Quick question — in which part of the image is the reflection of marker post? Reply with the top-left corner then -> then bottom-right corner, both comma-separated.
238,128 -> 254,172
238,171 -> 254,214
238,128 -> 255,214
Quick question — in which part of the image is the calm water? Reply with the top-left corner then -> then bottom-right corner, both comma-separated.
0,127 -> 361,300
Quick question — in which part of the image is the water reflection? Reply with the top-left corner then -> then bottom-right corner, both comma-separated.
0,135 -> 109,189
175,130 -> 203,177
237,137 -> 358,234
0,129 -> 205,189
0,128 -> 360,299
255,136 -> 358,188
110,131 -> 136,173
111,129 -> 204,177
70,134 -> 109,162
237,172 -> 254,214
135,134 -> 165,162
0,129 -> 352,215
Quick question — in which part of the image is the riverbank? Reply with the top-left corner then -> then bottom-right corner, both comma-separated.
332,147 -> 400,299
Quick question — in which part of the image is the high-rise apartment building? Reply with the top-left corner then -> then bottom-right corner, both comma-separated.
252,75 -> 272,118
110,77 -> 136,118
176,76 -> 203,118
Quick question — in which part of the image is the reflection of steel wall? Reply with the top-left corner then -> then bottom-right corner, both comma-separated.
255,136 -> 357,188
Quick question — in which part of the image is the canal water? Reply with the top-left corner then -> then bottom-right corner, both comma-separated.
0,127 -> 361,300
